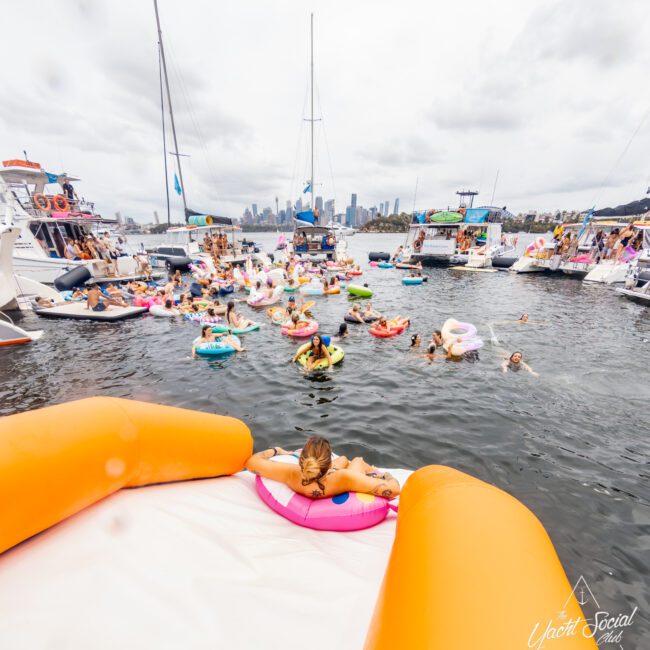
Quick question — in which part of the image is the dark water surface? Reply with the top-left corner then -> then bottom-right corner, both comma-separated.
2,233 -> 649,643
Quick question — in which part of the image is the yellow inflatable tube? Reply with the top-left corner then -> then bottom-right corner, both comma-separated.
365,466 -> 596,649
0,397 -> 252,554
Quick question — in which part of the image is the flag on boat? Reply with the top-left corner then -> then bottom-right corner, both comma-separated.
303,183 -> 311,194
577,207 -> 594,239
174,173 -> 182,196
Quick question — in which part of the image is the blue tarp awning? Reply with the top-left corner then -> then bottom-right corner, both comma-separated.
463,209 -> 489,224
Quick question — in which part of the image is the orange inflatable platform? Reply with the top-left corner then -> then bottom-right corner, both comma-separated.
0,400 -> 594,649
364,465 -> 596,649
0,396 -> 252,554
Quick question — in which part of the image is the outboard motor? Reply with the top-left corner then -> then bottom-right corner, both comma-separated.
54,266 -> 92,291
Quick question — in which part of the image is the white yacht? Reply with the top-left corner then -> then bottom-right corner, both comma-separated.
510,218 -> 645,283
147,220 -> 270,272
326,221 -> 355,237
402,207 -> 508,266
0,159 -> 153,285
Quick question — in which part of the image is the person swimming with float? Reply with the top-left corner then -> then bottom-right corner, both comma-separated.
226,300 -> 254,329
363,302 -> 381,321
346,303 -> 365,323
284,311 -> 310,331
501,351 -> 538,376
245,436 -> 401,499
191,324 -> 245,358
292,334 -> 333,371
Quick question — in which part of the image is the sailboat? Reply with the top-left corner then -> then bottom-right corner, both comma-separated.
291,14 -> 347,262
147,0 -> 269,270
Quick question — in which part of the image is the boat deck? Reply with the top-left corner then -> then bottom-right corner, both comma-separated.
34,302 -> 147,322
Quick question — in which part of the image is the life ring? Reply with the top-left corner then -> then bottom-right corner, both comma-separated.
534,237 -> 546,249
33,193 -> 51,211
51,195 -> 69,212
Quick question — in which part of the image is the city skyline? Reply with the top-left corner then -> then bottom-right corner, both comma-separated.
2,1 -> 648,225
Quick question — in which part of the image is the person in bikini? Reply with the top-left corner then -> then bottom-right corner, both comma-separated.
245,436 -> 400,499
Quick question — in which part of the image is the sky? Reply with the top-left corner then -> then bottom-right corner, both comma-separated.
2,0 -> 649,223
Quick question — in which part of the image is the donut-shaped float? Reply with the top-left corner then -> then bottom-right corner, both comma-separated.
255,455 -> 390,531
193,335 -> 241,356
296,344 -> 345,370
281,320 -> 319,338
211,323 -> 260,335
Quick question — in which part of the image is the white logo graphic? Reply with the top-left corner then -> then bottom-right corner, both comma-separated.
528,576 -> 637,649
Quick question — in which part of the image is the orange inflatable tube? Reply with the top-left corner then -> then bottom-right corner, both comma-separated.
365,466 -> 596,649
0,397 -> 252,554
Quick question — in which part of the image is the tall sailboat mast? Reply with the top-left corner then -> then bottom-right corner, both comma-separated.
153,0 -> 188,219
310,13 -> 314,210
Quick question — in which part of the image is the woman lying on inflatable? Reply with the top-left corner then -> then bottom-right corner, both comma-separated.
246,436 -> 400,500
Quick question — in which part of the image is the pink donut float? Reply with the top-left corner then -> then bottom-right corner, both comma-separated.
281,320 -> 318,338
255,455 -> 391,531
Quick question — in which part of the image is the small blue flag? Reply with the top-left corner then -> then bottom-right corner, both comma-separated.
577,207 -> 594,239
174,173 -> 182,196
303,183 -> 311,194
45,172 -> 59,184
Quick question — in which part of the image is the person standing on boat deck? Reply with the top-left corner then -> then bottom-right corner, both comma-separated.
203,233 -> 212,255
603,229 -> 619,260
101,232 -> 119,276
61,177 -> 78,204
615,225 -> 635,262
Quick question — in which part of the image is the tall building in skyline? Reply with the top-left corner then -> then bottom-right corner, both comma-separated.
324,199 -> 335,222
295,197 -> 303,213
252,203 -> 258,217
315,196 -> 323,213
351,193 -> 357,209
393,198 -> 399,215
384,201 -> 389,216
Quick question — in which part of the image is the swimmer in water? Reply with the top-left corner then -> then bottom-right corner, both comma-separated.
346,303 -> 365,323
334,323 -> 348,340
191,324 -> 245,358
501,351 -> 538,376
410,333 -> 422,348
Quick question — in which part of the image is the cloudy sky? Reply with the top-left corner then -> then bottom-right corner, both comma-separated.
2,0 -> 649,222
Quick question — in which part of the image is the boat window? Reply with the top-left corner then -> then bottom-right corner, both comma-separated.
29,222 -> 56,252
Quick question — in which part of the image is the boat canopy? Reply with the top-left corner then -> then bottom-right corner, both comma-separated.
294,209 -> 319,227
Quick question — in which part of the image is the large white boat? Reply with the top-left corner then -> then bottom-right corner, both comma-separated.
326,221 -> 355,237
0,159 -> 153,285
510,217 -> 647,283
402,206 -> 509,266
147,220 -> 270,272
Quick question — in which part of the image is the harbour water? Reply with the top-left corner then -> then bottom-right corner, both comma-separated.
1,232 -> 648,642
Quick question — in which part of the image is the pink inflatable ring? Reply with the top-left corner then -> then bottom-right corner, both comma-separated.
281,320 -> 318,338
255,455 -> 392,531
